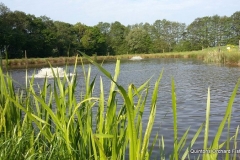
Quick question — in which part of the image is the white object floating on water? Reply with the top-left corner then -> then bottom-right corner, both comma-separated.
33,67 -> 74,78
129,56 -> 143,60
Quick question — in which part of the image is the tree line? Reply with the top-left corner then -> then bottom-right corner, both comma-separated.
0,3 -> 240,59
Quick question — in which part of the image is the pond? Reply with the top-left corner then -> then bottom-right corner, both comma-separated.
8,58 -> 240,159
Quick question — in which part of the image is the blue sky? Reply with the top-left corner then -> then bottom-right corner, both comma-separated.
1,0 -> 240,26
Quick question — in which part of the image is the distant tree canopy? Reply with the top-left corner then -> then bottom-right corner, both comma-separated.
0,2 -> 240,58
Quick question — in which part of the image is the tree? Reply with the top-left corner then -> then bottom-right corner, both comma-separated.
54,21 -> 77,56
186,17 -> 210,50
151,20 -> 168,52
217,16 -> 231,46
0,3 -> 11,55
3,10 -> 30,58
39,16 -> 58,57
96,22 -> 110,35
151,19 -> 186,52
126,28 -> 151,53
24,14 -> 46,57
108,21 -> 127,55
0,4 -> 58,58
73,22 -> 88,54
81,26 -> 106,55
173,40 -> 191,52
95,22 -> 110,55
229,11 -> 240,44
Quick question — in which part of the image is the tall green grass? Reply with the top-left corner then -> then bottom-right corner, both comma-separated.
203,46 -> 240,64
0,55 -> 239,160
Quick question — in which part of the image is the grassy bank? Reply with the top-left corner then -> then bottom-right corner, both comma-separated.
0,55 -> 240,159
1,45 -> 240,69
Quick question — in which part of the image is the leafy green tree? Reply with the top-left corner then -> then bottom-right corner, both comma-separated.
73,22 -> 87,52
0,3 -> 11,55
186,15 -> 236,49
80,26 -> 106,55
217,16 -> 231,46
151,20 -> 186,52
126,28 -> 151,53
173,40 -> 191,52
96,22 -> 110,35
161,19 -> 175,51
229,11 -> 240,44
0,4 -> 57,58
151,20 -> 168,52
186,17 -> 210,50
108,21 -> 128,55
208,15 -> 223,47
54,21 -> 77,57
38,16 -> 58,57
3,10 -> 30,58
95,22 -> 110,55
20,14 -> 57,58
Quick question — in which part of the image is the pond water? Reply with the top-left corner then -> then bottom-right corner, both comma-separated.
8,58 -> 240,159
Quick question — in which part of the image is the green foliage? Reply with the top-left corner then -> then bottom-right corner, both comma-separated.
0,55 -> 240,159
0,55 -> 162,159
203,46 -> 240,64
108,21 -> 128,55
80,26 -> 106,55
173,40 -> 192,52
126,28 -> 151,53
1,2 -> 240,58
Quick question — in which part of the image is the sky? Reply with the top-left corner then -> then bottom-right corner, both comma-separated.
1,0 -> 240,26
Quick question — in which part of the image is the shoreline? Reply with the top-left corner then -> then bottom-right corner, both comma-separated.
1,49 -> 240,70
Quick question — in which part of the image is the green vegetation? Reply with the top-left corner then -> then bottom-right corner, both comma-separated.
1,45 -> 239,69
0,55 -> 240,159
1,2 -> 240,58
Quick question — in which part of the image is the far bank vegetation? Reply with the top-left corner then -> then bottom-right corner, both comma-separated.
0,2 -> 240,60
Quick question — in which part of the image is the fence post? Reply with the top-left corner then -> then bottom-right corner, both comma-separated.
25,50 -> 28,69
0,51 -> 2,70
4,46 -> 8,71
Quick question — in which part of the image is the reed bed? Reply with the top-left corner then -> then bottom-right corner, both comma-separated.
203,46 -> 240,65
0,54 -> 239,160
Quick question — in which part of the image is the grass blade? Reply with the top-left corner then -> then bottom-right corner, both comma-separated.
210,80 -> 240,159
203,87 -> 210,160
171,78 -> 178,160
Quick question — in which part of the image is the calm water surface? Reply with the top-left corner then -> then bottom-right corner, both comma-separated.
9,58 -> 240,159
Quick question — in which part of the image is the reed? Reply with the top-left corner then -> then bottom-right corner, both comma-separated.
203,46 -> 240,65
0,55 -> 239,160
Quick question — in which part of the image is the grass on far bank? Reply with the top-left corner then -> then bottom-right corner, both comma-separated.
0,54 -> 240,160
1,45 -> 240,69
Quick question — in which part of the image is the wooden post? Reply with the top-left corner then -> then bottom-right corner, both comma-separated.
25,50 -> 28,69
239,40 -> 240,51
4,46 -> 8,71
0,51 -> 2,70
94,52 -> 97,61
